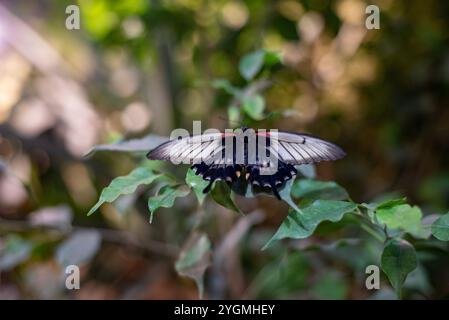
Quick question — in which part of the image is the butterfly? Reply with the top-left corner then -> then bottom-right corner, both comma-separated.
147,128 -> 345,200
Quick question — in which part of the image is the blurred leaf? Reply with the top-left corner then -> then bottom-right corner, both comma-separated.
420,214 -> 440,238
185,168 -> 209,205
377,204 -> 426,238
55,230 -> 102,267
296,164 -> 316,179
175,233 -> 211,299
264,51 -> 282,66
227,105 -> 241,125
79,0 -> 118,39
28,205 -> 73,231
211,79 -> 240,97
263,200 -> 357,249
431,213 -> 449,241
292,179 -> 349,200
84,134 -> 167,157
311,272 -> 347,299
148,184 -> 190,223
381,238 -> 417,298
239,49 -> 265,80
211,181 -> 240,213
253,252 -> 309,298
0,235 -> 33,271
242,94 -> 265,120
87,167 -> 161,216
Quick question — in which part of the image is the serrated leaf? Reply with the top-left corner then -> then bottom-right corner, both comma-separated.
148,184 -> 190,222
431,213 -> 449,241
87,167 -> 161,216
239,50 -> 265,80
376,204 -> 426,238
291,179 -> 348,200
242,94 -> 265,120
0,235 -> 33,271
381,238 -> 417,298
175,233 -> 211,299
263,200 -> 357,249
84,134 -> 167,157
55,230 -> 102,267
185,168 -> 209,204
211,181 -> 240,213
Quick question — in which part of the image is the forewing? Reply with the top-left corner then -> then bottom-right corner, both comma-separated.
147,132 -> 225,164
265,131 -> 346,165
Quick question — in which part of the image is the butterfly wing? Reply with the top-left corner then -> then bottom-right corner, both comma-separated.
264,131 -> 346,165
146,132 -> 227,164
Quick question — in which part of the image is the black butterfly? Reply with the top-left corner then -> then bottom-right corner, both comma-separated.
147,128 -> 345,200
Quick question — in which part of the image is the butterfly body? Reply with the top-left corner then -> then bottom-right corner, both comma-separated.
147,128 -> 345,200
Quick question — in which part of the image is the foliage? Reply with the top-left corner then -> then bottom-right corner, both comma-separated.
1,0 -> 449,301
83,50 -> 449,299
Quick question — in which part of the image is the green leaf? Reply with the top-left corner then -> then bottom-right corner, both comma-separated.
239,50 -> 265,80
211,181 -> 240,213
175,233 -> 211,299
87,167 -> 161,216
431,213 -> 449,241
211,79 -> 241,96
376,204 -> 426,238
376,197 -> 407,210
242,94 -> 265,120
263,200 -> 357,249
185,168 -> 209,205
291,179 -> 349,200
279,179 -> 303,214
0,235 -> 33,271
148,184 -> 190,223
362,197 -> 407,212
381,239 -> 417,298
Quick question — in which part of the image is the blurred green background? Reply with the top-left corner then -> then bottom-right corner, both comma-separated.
0,0 -> 448,299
